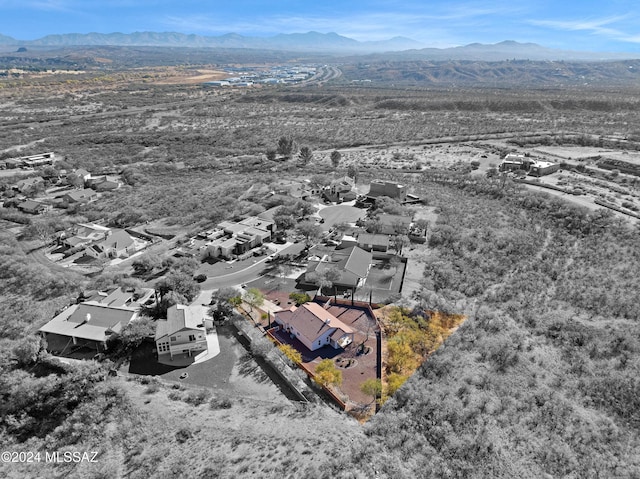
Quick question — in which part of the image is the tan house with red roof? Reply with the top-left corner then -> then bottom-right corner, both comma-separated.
274,302 -> 354,351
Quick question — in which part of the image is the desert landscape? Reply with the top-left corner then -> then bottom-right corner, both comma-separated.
1,27 -> 640,479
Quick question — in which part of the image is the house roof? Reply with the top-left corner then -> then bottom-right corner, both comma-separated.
16,176 -> 44,188
377,214 -> 412,227
92,230 -> 134,253
357,233 -> 390,247
275,302 -> 353,346
18,199 -> 47,212
155,304 -> 205,341
84,287 -> 152,308
65,188 -> 96,202
74,168 -> 90,177
39,303 -> 137,343
333,246 -> 372,279
304,246 -> 372,288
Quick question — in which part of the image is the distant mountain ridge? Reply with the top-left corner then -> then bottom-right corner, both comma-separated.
0,31 -> 423,53
0,32 -> 636,60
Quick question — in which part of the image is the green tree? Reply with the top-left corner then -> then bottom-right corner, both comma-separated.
298,146 -> 314,165
132,253 -> 162,275
360,378 -> 382,404
265,149 -> 277,162
156,272 -> 200,303
244,287 -> 264,313
347,163 -> 359,183
295,221 -> 322,246
314,359 -> 342,387
12,335 -> 43,367
289,292 -> 311,305
278,344 -> 302,364
386,372 -> 408,396
118,316 -> 156,352
273,212 -> 296,232
277,136 -> 296,159
330,150 -> 342,169
210,287 -> 241,321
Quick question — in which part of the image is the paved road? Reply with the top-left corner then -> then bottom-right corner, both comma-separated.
199,242 -> 305,290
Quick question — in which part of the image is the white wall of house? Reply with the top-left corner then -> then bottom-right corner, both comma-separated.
157,327 -> 207,358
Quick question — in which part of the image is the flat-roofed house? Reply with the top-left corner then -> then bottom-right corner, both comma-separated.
367,179 -> 407,201
274,302 -> 354,351
39,288 -> 153,353
155,305 -> 208,359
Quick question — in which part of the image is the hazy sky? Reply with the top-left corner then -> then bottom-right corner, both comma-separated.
1,0 -> 639,51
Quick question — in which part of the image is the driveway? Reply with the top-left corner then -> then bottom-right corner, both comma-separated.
318,204 -> 366,230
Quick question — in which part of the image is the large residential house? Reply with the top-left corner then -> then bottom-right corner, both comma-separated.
87,175 -> 122,191
67,168 -> 91,186
14,176 -> 45,195
274,302 -> 354,352
39,287 -> 153,353
61,223 -> 111,249
356,232 -> 390,252
204,216 -> 275,260
62,188 -> 98,205
85,229 -> 136,259
370,214 -> 412,235
498,154 -> 559,176
17,199 -> 52,215
323,176 -> 356,203
19,152 -> 56,168
366,179 -> 407,201
301,246 -> 373,291
155,305 -> 208,359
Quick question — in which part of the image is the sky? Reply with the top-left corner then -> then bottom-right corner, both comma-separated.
1,0 -> 639,52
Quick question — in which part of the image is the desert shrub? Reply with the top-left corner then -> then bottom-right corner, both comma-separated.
184,389 -> 211,406
209,396 -> 233,409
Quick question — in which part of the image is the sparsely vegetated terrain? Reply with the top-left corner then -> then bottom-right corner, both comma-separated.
1,56 -> 640,478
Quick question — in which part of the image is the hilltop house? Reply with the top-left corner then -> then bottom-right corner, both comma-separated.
85,229 -> 136,259
17,199 -> 52,215
61,188 -> 98,205
155,305 -> 208,359
301,246 -> 373,291
87,175 -> 122,191
14,176 -> 45,195
366,179 -> 407,201
369,214 -> 412,235
61,223 -> 111,249
39,287 -> 153,353
357,232 -> 390,252
323,176 -> 356,203
204,216 -> 275,260
274,302 -> 354,351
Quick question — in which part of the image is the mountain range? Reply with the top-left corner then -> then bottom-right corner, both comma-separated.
0,31 -> 637,60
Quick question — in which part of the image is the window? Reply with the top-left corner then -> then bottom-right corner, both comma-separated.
170,336 -> 176,342
189,335 -> 196,341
